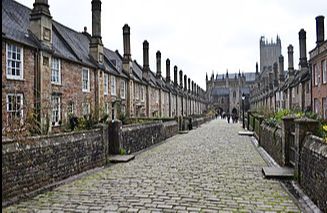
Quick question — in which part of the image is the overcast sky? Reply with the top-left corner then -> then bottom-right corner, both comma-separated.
17,0 -> 326,89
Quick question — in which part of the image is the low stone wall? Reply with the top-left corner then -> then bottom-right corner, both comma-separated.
163,120 -> 179,139
2,126 -> 108,206
300,135 -> 327,212
260,123 -> 284,166
121,120 -> 178,154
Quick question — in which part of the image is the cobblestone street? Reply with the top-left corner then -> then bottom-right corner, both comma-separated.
4,119 -> 301,212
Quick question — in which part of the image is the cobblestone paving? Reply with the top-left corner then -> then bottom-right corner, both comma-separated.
4,119 -> 301,212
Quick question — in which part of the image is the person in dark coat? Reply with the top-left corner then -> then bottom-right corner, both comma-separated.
227,113 -> 230,123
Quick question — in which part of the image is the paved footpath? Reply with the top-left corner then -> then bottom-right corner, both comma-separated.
4,119 -> 301,212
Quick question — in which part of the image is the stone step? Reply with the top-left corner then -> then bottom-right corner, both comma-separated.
108,155 -> 135,163
262,167 -> 294,179
238,131 -> 254,136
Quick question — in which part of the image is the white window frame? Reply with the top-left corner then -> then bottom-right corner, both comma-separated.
82,68 -> 90,92
111,75 -> 116,96
120,80 -> 126,99
6,43 -> 24,80
135,84 -> 139,100
6,93 -> 24,122
322,60 -> 326,84
314,98 -> 320,115
51,57 -> 61,84
141,86 -> 144,101
82,102 -> 90,115
51,95 -> 61,126
104,73 -> 109,95
314,64 -> 318,86
67,101 -> 75,116
323,98 -> 327,119
104,102 -> 109,115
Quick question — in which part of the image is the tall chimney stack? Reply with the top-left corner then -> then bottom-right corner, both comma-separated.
89,0 -> 103,63
179,70 -> 183,89
316,16 -> 325,45
123,24 -> 131,60
166,59 -> 171,83
184,74 -> 187,91
142,40 -> 150,81
156,51 -> 161,78
278,55 -> 285,82
143,40 -> 150,72
91,0 -> 101,39
188,78 -> 191,93
192,81 -> 194,94
299,29 -> 308,68
174,65 -> 178,86
287,45 -> 294,76
273,62 -> 278,87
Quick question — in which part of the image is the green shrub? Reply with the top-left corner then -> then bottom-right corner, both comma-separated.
119,148 -> 126,155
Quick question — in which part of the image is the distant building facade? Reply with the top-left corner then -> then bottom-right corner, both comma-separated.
206,71 -> 256,115
260,36 -> 282,73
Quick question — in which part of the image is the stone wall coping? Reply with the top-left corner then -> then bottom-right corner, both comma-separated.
304,135 -> 327,157
282,115 -> 297,120
2,129 -> 103,153
122,121 -> 163,132
2,128 -> 102,146
294,117 -> 319,123
162,120 -> 178,127
260,123 -> 282,134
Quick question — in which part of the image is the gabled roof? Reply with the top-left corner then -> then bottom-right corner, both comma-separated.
2,0 -> 40,48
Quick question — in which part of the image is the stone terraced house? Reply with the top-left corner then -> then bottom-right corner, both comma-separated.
250,15 -> 326,118
2,0 -> 207,134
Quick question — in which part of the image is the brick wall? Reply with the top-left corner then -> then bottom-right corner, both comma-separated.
2,41 -> 36,129
260,123 -> 284,166
300,135 -> 327,212
2,126 -> 108,206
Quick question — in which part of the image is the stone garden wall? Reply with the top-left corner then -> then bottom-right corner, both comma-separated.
121,120 -> 178,154
300,135 -> 327,212
259,123 -> 284,166
2,125 -> 108,206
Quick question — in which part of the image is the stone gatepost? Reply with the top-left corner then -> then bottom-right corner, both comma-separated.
282,116 -> 296,166
257,115 -> 264,145
108,120 -> 122,154
294,118 -> 319,181
95,123 -> 109,161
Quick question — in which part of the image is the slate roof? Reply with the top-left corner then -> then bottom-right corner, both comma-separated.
2,0 -> 39,47
2,0 -> 196,95
215,72 -> 256,82
212,88 -> 229,96
2,0 -> 97,67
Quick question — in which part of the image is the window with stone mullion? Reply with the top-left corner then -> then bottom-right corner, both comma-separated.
322,60 -> 326,84
7,94 -> 23,121
51,57 -> 60,84
104,74 -> 109,95
82,68 -> 89,92
6,44 -> 22,79
51,95 -> 60,125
